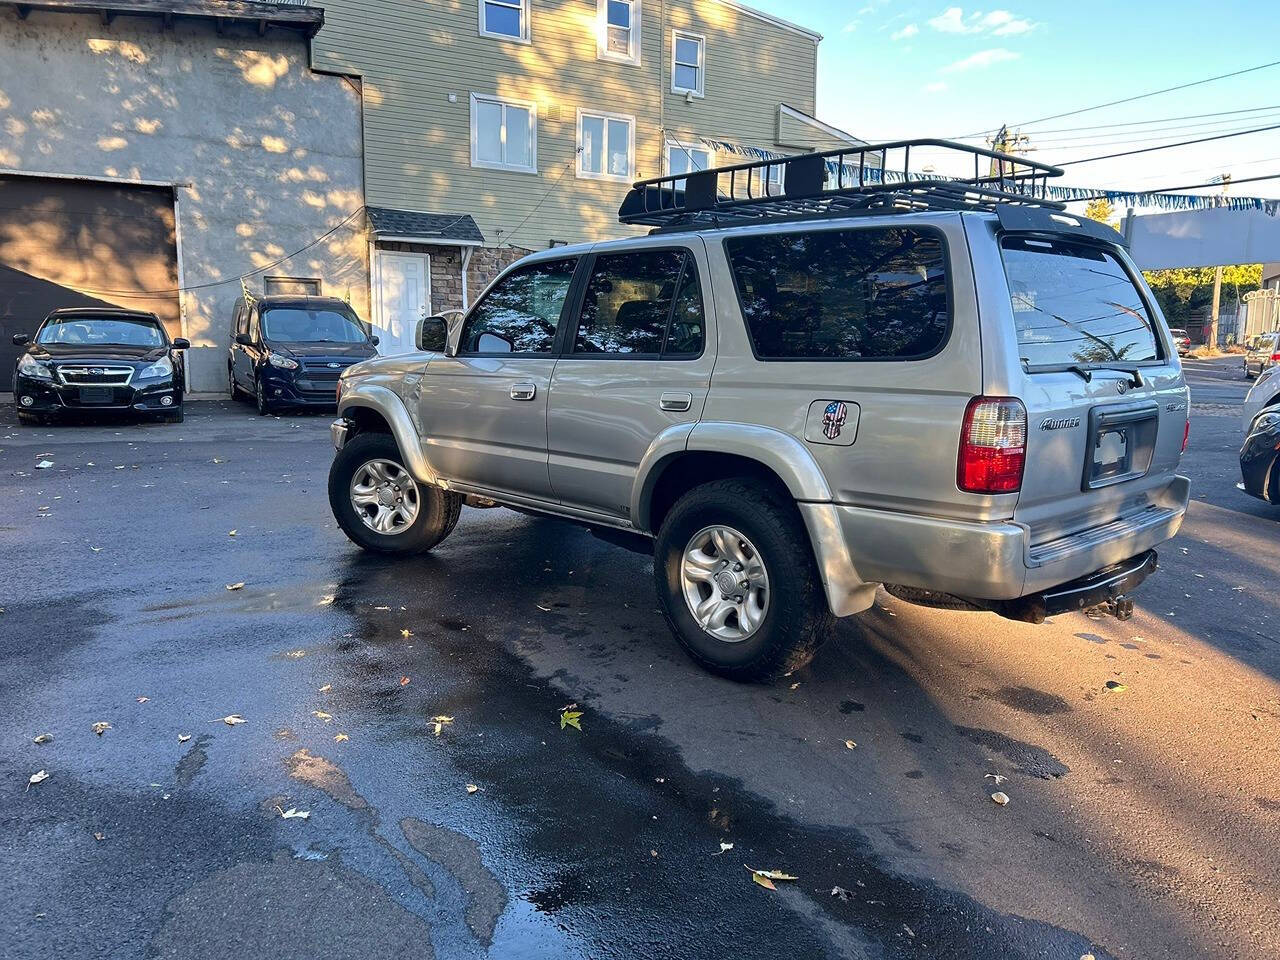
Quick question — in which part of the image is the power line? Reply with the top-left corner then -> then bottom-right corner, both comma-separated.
1066,171 -> 1280,202
1057,122 -> 1280,167
1024,113 -> 1280,148
960,59 -> 1280,138
971,103 -> 1280,137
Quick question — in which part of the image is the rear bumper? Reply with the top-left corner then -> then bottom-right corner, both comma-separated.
991,550 -> 1157,624
800,474 -> 1189,616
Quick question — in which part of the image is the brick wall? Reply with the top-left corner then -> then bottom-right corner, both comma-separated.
467,246 -> 533,303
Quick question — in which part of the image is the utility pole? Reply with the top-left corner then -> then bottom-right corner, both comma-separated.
1208,174 -> 1231,349
987,124 -> 1031,180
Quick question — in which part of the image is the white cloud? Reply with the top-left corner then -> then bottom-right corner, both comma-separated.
942,47 -> 1021,72
842,19 -> 861,33
927,8 -> 1037,37
923,81 -> 948,93
891,24 -> 919,41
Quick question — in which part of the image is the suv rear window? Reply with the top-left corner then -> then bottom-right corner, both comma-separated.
1002,237 -> 1160,368
725,226 -> 949,361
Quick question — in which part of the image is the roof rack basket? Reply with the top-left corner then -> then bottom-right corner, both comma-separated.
618,138 -> 1066,230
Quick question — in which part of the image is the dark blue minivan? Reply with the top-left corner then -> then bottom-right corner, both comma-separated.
228,296 -> 378,414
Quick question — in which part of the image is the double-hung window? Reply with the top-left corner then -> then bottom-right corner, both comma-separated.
471,94 -> 537,173
666,143 -> 711,192
598,0 -> 640,63
671,31 -> 704,97
479,0 -> 529,42
578,111 -> 634,182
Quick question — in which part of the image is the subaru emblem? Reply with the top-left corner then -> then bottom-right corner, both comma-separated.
90,367 -> 103,376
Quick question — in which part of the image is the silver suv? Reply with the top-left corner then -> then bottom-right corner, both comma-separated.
327,141 -> 1190,680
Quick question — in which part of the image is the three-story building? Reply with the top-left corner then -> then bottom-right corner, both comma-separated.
308,0 -> 860,352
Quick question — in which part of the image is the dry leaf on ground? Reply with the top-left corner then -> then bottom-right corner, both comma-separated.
93,832 -> 105,841
1104,680 -> 1127,693
400,676 -> 410,687
311,711 -> 333,722
831,886 -> 853,901
319,595 -> 335,606
276,806 -> 310,820
844,740 -> 857,750
218,715 -> 247,726
319,684 -> 332,693
334,732 -> 349,742
991,791 -> 1010,806
32,733 -> 53,744
713,842 -> 734,856
985,773 -> 1007,785
35,460 -> 53,469
92,722 -> 111,736
136,697 -> 150,703
466,784 -> 480,794
178,734 -> 191,743
560,710 -> 583,731
400,629 -> 412,638
27,770 -> 49,790
747,866 -> 797,890
226,582 -> 245,591
430,715 -> 454,737
228,530 -> 237,537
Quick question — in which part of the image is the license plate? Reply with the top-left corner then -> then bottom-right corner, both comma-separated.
79,387 -> 113,404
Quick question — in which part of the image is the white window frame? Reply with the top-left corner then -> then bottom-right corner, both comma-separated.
597,0 -> 641,65
670,30 -> 705,98
478,0 -> 530,43
576,109 -> 635,183
665,141 -> 713,192
470,93 -> 538,174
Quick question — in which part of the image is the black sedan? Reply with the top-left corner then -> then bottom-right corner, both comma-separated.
1240,409 -> 1280,504
12,308 -> 189,424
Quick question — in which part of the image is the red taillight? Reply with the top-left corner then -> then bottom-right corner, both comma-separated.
1270,352 -> 1280,363
1182,418 -> 1190,454
958,397 -> 1027,494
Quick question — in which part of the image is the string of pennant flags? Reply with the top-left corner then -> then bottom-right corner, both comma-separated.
690,137 -> 1280,216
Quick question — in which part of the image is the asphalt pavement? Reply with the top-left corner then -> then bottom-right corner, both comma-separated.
1,359 -> 1277,960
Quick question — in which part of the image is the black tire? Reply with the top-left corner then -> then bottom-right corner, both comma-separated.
328,432 -> 463,555
653,478 -> 833,682
165,404 -> 184,424
16,410 -> 44,426
228,364 -> 243,401
255,376 -> 273,416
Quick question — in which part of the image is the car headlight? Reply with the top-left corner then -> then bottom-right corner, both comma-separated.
137,355 -> 173,381
268,352 -> 298,370
17,354 -> 53,381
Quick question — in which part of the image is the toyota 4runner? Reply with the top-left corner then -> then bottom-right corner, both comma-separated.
327,140 -> 1190,681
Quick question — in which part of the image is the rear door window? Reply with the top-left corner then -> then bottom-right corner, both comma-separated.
724,226 -> 949,361
1002,237 -> 1161,367
571,249 -> 704,357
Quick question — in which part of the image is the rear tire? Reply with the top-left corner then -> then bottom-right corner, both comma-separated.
653,478 -> 833,682
329,432 -> 462,555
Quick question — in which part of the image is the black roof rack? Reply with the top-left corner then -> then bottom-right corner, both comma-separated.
618,138 -> 1067,231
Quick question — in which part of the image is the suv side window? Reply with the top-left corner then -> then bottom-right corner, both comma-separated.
725,226 -> 949,361
460,258 -> 577,355
573,250 -> 703,357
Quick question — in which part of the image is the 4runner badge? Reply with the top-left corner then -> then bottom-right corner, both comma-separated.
822,401 -> 848,440
1040,417 -> 1081,431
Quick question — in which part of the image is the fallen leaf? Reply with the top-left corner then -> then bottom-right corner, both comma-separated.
991,791 -> 1010,806
211,458 -> 225,464
32,734 -> 53,745
400,676 -> 411,687
218,714 -> 247,726
466,783 -> 480,794
831,886 -> 853,901
285,649 -> 306,659
400,629 -> 412,638
319,595 -> 335,606
1104,680 -> 1127,693
749,867 -> 799,882
844,740 -> 857,750
178,734 -> 191,743
311,711 -> 333,722
790,682 -> 800,690
136,696 -> 150,703
35,460 -> 53,469
226,582 -> 245,591
713,842 -> 734,856
27,770 -> 49,791
93,832 -> 105,842
90,546 -> 103,553
560,709 -> 583,732
228,530 -> 237,537
319,684 -> 332,693
334,732 -> 349,742
92,722 -> 111,736
276,806 -> 310,820
536,604 -> 552,612
430,715 -> 454,737
985,773 -> 1007,785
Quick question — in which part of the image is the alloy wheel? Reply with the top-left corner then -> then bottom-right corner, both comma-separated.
680,524 -> 770,642
349,459 -> 420,536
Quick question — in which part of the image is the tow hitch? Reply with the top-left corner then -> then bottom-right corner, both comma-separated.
994,551 -> 1157,625
1104,595 -> 1135,621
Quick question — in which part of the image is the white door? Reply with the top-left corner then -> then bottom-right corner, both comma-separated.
374,252 -> 430,355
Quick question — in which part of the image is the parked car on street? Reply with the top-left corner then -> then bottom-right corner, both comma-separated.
228,295 -> 378,414
1243,331 -> 1280,379
11,307 -> 188,424
325,141 -> 1191,681
1241,364 -> 1280,504
1169,328 -> 1191,356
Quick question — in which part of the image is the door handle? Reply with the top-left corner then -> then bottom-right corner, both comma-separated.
659,391 -> 692,412
510,382 -> 537,401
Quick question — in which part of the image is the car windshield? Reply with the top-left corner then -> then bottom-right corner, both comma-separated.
1169,329 -> 1188,337
262,307 -> 368,343
36,316 -> 165,347
1002,236 -> 1161,368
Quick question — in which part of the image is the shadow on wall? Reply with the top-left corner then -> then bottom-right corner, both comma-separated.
0,262 -> 125,371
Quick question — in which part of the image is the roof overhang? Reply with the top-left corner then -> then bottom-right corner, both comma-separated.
777,104 -> 864,148
0,0 -> 324,38
373,234 -> 485,249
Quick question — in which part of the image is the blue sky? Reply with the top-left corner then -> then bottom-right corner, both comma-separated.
746,0 -> 1280,201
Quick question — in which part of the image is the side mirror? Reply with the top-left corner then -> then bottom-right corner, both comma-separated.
416,316 -> 448,353
369,334 -> 380,347
12,333 -> 30,346
172,337 -> 190,350
234,332 -> 253,347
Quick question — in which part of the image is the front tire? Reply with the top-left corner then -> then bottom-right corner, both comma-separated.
255,376 -> 273,416
328,432 -> 462,554
654,478 -> 833,682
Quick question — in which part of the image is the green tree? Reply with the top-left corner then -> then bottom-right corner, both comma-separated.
1142,265 -> 1262,328
1083,198 -> 1116,227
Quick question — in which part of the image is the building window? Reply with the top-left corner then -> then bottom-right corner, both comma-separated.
471,94 -> 537,173
263,276 -> 322,296
479,0 -> 529,42
666,143 -> 712,191
598,0 -> 640,63
578,111 -> 634,182
671,31 -> 704,97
